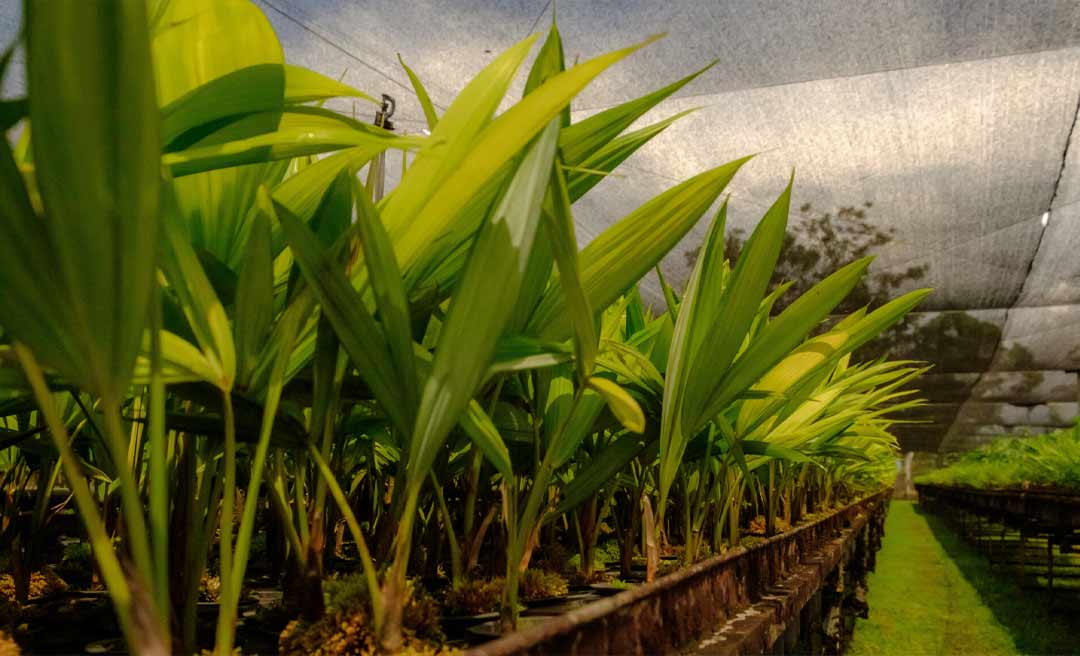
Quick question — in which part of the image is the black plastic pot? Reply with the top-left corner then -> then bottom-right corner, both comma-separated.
440,611 -> 499,640
467,616 -> 550,640
522,592 -> 602,616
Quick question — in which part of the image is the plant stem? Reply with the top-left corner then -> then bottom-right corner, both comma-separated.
461,446 -> 481,565
222,383 -> 287,650
183,437 -> 222,654
148,286 -> 171,644
430,474 -> 462,586
766,460 -> 776,537
311,343 -> 347,544
380,486 -> 421,652
101,398 -> 155,594
14,344 -> 140,650
294,452 -> 311,548
516,388 -> 585,552
268,451 -> 306,566
215,391 -> 236,655
500,480 -> 520,632
309,445 -> 382,628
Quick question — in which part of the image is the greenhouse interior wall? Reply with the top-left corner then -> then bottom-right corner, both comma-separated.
230,1 -> 1080,457
1,1 -> 1079,655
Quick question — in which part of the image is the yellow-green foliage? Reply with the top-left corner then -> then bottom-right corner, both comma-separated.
442,578 -> 503,616
279,608 -> 454,656
519,569 -> 568,600
0,1 -> 931,653
0,630 -> 20,656
281,576 -> 445,655
199,573 -> 222,602
0,569 -> 67,603
917,425 -> 1080,491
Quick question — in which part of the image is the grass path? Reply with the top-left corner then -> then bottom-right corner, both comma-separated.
848,500 -> 1075,656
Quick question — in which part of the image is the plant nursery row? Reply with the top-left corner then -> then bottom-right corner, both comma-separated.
0,1 -> 928,654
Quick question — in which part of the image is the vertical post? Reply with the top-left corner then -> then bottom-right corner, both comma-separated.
1046,534 -> 1054,592
766,461 -> 777,538
368,94 -> 396,200
904,451 -> 915,498
974,513 -> 981,551
804,589 -> 823,655
1017,528 -> 1027,590
991,523 -> 1005,568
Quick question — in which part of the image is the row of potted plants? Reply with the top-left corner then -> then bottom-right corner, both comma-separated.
0,1 -> 927,653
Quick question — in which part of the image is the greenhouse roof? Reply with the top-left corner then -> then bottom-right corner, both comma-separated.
3,0 -> 1079,453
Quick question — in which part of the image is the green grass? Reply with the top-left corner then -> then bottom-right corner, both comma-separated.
849,501 -> 1077,656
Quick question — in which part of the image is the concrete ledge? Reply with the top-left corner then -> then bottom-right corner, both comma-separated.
688,510 -> 873,655
467,491 -> 890,656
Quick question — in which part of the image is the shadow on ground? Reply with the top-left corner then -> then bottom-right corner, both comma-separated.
917,504 -> 1078,655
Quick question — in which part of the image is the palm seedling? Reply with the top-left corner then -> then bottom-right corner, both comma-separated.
0,0 -> 411,652
0,3 -> 934,654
